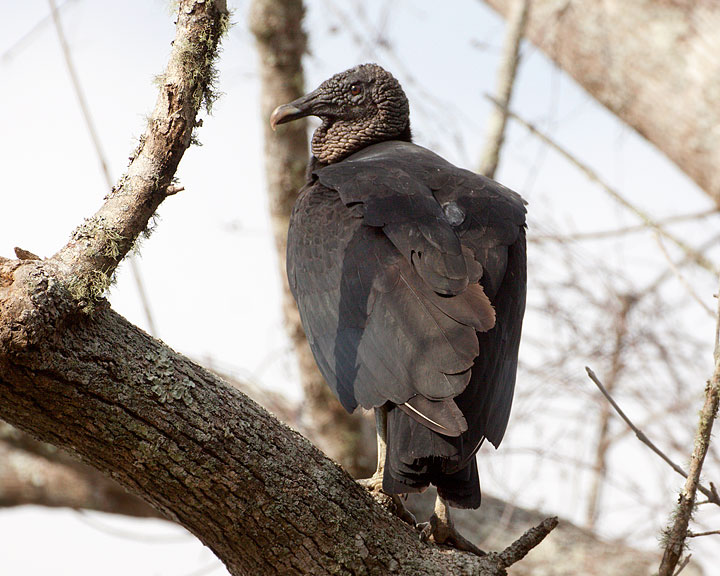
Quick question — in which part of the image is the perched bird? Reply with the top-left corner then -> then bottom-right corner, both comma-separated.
271,63 -> 526,553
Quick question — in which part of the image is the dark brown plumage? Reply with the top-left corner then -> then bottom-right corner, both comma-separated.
272,64 -> 526,539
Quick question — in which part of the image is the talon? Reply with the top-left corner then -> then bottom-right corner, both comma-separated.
390,494 -> 417,526
357,474 -> 384,493
357,475 -> 417,526
420,497 -> 486,556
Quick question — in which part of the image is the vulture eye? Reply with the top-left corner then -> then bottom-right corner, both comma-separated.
349,84 -> 362,96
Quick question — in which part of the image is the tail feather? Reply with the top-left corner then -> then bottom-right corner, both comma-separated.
398,395 -> 468,436
384,404 -> 481,509
436,457 -> 481,509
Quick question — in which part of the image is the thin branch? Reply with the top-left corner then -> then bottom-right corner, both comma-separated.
643,232 -> 720,296
51,0 -> 229,304
658,276 -> 720,575
49,0 -> 158,334
127,257 -> 158,336
659,384 -> 720,576
585,367 -> 720,506
653,233 -> 715,316
687,529 -> 720,538
1,0 -> 79,62
49,0 -> 111,186
672,555 -> 692,576
486,95 -> 718,275
479,0 -> 530,178
532,209 -> 719,242
495,516 -> 559,568
585,295 -> 634,529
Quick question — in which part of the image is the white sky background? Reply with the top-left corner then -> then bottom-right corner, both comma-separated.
1,0 -> 719,574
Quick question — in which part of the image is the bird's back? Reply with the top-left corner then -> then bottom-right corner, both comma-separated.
287,141 -> 526,508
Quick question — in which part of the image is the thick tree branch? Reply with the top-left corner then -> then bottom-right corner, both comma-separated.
0,431 -> 159,518
0,277 -> 547,574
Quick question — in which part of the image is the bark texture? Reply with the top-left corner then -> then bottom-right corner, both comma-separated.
0,369 -> 292,517
249,0 -> 375,477
482,0 -> 720,207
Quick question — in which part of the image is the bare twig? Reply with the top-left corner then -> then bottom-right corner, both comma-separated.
585,295 -> 635,529
495,516 -> 559,568
687,529 -> 720,538
658,275 -> 720,576
654,233 -> 715,316
1,0 -> 79,62
487,95 -> 718,275
49,0 -> 111,186
166,184 -> 185,195
644,232 -> 720,295
532,209 -> 719,242
14,248 -> 40,261
479,0 -> 530,178
672,555 -> 692,576
585,367 -> 720,506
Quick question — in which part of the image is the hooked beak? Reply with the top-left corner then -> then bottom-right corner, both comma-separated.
270,103 -> 304,131
270,88 -> 325,131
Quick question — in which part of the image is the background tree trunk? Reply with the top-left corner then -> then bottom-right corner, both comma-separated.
0,422 -> 159,517
249,0 -> 375,477
482,0 -> 720,207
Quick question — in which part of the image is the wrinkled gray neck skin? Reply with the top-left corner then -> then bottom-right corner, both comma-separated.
311,65 -> 411,165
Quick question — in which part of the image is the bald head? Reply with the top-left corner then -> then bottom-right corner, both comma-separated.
271,63 -> 411,164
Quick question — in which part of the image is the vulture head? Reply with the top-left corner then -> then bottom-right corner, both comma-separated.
270,63 -> 411,164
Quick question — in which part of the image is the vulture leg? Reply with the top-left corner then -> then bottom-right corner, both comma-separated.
357,405 -> 388,492
419,496 -> 486,556
357,405 -> 416,526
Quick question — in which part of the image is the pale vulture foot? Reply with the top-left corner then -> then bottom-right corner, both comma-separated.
418,496 -> 486,556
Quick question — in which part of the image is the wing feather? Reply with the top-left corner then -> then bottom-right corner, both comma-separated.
289,141 -> 526,452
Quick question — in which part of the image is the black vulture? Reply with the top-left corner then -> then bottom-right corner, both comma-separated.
271,63 -> 526,554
